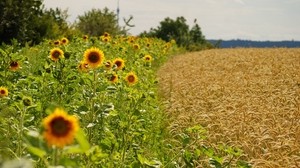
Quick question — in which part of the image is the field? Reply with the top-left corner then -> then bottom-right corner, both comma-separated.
1,35 -> 299,168
158,48 -> 300,167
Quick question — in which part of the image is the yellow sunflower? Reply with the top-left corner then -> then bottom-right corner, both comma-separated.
60,37 -> 69,45
113,58 -> 125,70
125,72 -> 138,86
107,73 -> 118,83
43,108 -> 79,148
143,55 -> 152,62
78,61 -> 89,72
133,43 -> 140,50
102,36 -> 111,43
0,86 -> 8,97
53,40 -> 60,46
104,60 -> 113,70
49,48 -> 64,61
83,47 -> 105,69
103,32 -> 110,37
83,35 -> 88,41
9,61 -> 20,71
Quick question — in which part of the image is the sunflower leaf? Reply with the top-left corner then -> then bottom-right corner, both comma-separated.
27,146 -> 46,158
75,128 -> 90,152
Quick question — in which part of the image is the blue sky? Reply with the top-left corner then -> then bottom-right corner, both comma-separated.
43,0 -> 300,41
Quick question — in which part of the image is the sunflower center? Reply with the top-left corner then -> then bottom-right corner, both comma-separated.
127,75 -> 135,83
50,117 -> 71,137
105,62 -> 111,68
88,52 -> 100,63
115,61 -> 122,67
10,61 -> 18,67
0,90 -> 5,95
53,51 -> 60,58
110,75 -> 117,81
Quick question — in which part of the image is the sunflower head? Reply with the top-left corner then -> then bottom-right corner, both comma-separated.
49,48 -> 64,61
83,47 -> 105,69
125,72 -> 138,86
22,96 -> 32,106
103,32 -> 110,37
0,86 -> 8,97
9,61 -> 20,71
83,35 -> 88,41
133,44 -> 140,50
53,40 -> 60,46
102,37 -> 110,43
104,60 -> 113,70
43,108 -> 79,148
78,61 -> 89,72
113,58 -> 125,71
143,55 -> 153,62
60,37 -> 69,45
107,73 -> 118,83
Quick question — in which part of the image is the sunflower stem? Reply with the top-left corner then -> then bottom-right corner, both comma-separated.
52,147 -> 58,166
17,106 -> 26,157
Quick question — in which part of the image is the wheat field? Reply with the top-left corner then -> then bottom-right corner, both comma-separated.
158,48 -> 300,167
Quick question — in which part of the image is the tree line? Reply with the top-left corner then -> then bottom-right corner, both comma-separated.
0,0 -> 212,50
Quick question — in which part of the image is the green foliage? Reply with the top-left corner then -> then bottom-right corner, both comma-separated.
140,16 -> 213,51
76,8 -> 126,36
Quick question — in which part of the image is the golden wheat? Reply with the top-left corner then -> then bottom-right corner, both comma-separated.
158,48 -> 300,167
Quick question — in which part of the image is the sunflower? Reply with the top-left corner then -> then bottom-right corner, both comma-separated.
49,48 -> 64,61
143,55 -> 152,62
133,43 -> 140,50
125,72 -> 138,85
83,47 -> 105,69
43,108 -> 79,148
0,86 -> 8,97
113,58 -> 125,70
107,73 -> 118,83
83,35 -> 88,41
103,32 -> 110,37
78,61 -> 89,72
53,40 -> 60,46
102,37 -> 111,43
60,37 -> 69,45
104,60 -> 113,70
9,61 -> 20,71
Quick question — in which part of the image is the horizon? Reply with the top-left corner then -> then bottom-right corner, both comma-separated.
43,0 -> 300,41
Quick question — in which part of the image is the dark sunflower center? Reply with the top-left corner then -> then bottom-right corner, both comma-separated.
10,61 -> 18,67
105,62 -> 111,68
115,61 -> 122,67
54,41 -> 60,45
53,51 -> 60,58
62,40 -> 67,43
88,52 -> 100,63
127,75 -> 135,83
146,57 -> 150,60
50,117 -> 71,137
110,75 -> 117,81
0,90 -> 5,94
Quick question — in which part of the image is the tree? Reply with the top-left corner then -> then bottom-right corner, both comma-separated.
0,0 -> 43,44
76,8 -> 126,36
0,0 -> 71,45
140,16 -> 212,51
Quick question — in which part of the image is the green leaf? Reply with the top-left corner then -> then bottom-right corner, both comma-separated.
65,145 -> 84,154
75,128 -> 90,152
27,146 -> 46,158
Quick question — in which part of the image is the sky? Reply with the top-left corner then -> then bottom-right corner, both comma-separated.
43,0 -> 300,41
